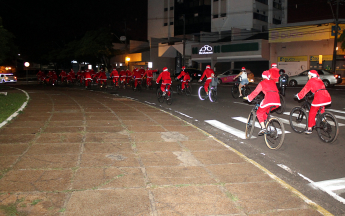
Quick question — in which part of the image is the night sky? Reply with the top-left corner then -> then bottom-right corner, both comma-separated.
0,0 -> 148,60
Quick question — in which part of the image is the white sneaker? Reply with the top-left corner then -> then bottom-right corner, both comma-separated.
162,92 -> 166,96
258,128 -> 267,136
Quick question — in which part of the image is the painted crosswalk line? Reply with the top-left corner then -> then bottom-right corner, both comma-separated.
307,177 -> 345,205
283,112 -> 345,126
232,117 -> 290,134
205,120 -> 256,139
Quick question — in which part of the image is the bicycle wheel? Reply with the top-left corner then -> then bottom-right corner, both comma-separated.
289,107 -> 308,133
209,89 -> 217,102
157,89 -> 164,103
317,112 -> 339,143
245,110 -> 256,139
166,91 -> 173,105
265,117 -> 285,150
198,86 -> 207,100
185,85 -> 192,96
275,94 -> 285,114
231,86 -> 239,98
177,84 -> 182,95
243,86 -> 252,97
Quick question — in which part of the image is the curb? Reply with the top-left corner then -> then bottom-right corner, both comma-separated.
0,87 -> 30,129
133,96 -> 333,216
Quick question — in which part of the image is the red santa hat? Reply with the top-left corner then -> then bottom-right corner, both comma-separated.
262,70 -> 270,79
241,67 -> 246,71
308,70 -> 319,78
271,63 -> 277,68
206,65 -> 211,69
163,67 -> 168,71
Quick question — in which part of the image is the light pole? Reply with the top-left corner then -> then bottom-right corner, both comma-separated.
329,0 -> 340,72
24,62 -> 30,84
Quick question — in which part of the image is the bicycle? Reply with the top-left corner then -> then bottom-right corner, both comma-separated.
157,83 -> 173,105
289,93 -> 339,143
245,97 -> 285,150
132,79 -> 142,92
231,78 -> 251,98
176,80 -> 192,96
198,78 -> 218,102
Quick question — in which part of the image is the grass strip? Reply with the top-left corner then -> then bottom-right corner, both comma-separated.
0,88 -> 27,123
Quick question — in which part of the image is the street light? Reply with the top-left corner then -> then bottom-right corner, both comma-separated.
125,57 -> 130,69
24,62 -> 30,84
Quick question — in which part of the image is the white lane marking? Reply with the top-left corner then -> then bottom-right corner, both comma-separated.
233,102 -> 250,106
274,116 -> 307,129
277,164 -> 293,174
144,101 -> 156,105
313,178 -> 345,194
232,117 -> 290,134
283,112 -> 345,126
299,173 -> 345,204
175,111 -> 193,119
329,109 -> 345,114
205,120 -> 256,139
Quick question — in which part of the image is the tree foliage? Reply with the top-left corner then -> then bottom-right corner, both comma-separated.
0,17 -> 18,65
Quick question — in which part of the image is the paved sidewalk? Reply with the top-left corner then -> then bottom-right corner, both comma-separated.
0,86 -> 330,216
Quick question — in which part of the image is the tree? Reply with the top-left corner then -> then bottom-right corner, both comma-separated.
0,17 -> 18,65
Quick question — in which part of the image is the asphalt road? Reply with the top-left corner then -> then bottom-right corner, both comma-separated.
99,81 -> 345,215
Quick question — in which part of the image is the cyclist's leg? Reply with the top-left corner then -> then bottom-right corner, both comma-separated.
238,83 -> 243,96
167,84 -> 171,96
161,84 -> 166,95
257,106 -> 270,135
204,79 -> 211,94
307,106 -> 319,133
181,81 -> 186,90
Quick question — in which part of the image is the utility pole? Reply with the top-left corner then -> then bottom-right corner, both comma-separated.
331,0 -> 339,72
182,14 -> 186,66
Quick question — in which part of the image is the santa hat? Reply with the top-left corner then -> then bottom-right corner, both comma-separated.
271,63 -> 277,68
163,67 -> 168,71
262,70 -> 270,79
308,70 -> 319,78
241,67 -> 246,71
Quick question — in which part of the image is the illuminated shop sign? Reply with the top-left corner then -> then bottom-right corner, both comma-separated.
199,45 -> 213,54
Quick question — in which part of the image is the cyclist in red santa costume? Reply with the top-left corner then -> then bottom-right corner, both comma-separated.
176,66 -> 190,91
143,67 -> 157,87
198,65 -> 214,94
110,68 -> 119,86
269,63 -> 280,84
156,67 -> 172,96
295,70 -> 332,134
246,70 -> 281,135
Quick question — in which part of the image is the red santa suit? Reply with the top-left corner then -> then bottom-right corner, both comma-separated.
269,64 -> 280,83
138,67 -> 145,77
36,70 -> 45,82
177,70 -> 190,90
247,70 -> 281,123
125,69 -> 132,84
296,70 -> 331,128
67,70 -> 76,82
60,70 -> 67,82
110,69 -> 119,85
76,70 -> 82,82
119,70 -> 127,83
51,71 -> 58,85
98,71 -> 107,85
156,67 -> 172,95
143,69 -> 157,86
133,70 -> 142,88
200,66 -> 215,93
84,70 -> 92,87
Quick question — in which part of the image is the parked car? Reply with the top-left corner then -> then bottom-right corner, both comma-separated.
0,73 -> 17,84
175,68 -> 203,82
216,69 -> 254,84
288,70 -> 341,88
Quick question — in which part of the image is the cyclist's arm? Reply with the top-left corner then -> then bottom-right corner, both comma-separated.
247,82 -> 262,102
234,72 -> 242,79
200,71 -> 206,80
297,79 -> 313,100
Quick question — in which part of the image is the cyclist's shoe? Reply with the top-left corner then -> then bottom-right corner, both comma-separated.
305,129 -> 313,135
162,91 -> 166,96
258,128 -> 267,136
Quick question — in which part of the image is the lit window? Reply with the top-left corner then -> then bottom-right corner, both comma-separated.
194,13 -> 199,17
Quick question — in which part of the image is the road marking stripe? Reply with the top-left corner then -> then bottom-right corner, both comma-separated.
329,109 -> 345,114
313,178 -> 345,193
283,112 -> 345,126
232,117 -> 290,134
205,120 -> 256,139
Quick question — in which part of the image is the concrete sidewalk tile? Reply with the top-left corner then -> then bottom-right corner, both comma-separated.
126,125 -> 166,132
118,116 -> 151,121
85,116 -> 119,121
0,170 -> 73,192
0,144 -> 28,156
14,154 -> 79,169
115,112 -> 147,116
36,133 -> 83,143
44,126 -> 84,133
131,132 -> 165,142
3,121 -> 46,128
86,126 -> 124,133
164,125 -> 200,132
80,153 -> 139,167
152,185 -> 240,215
225,181 -> 310,214
26,143 -> 80,155
48,121 -> 84,127
139,152 -> 182,166
0,156 -> 19,169
207,163 -> 272,183
84,142 -> 133,154
85,133 -> 130,143
0,127 -> 41,135
0,192 -> 67,216
84,109 -> 112,113
151,117 -> 182,123
146,166 -> 216,185
135,141 -> 181,153
84,112 -> 115,117
192,150 -> 245,165
14,116 -> 48,121
85,120 -> 122,126
72,167 -> 145,189
0,134 -> 36,144
179,131 -> 210,140
181,139 -> 228,151
65,189 -> 151,216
